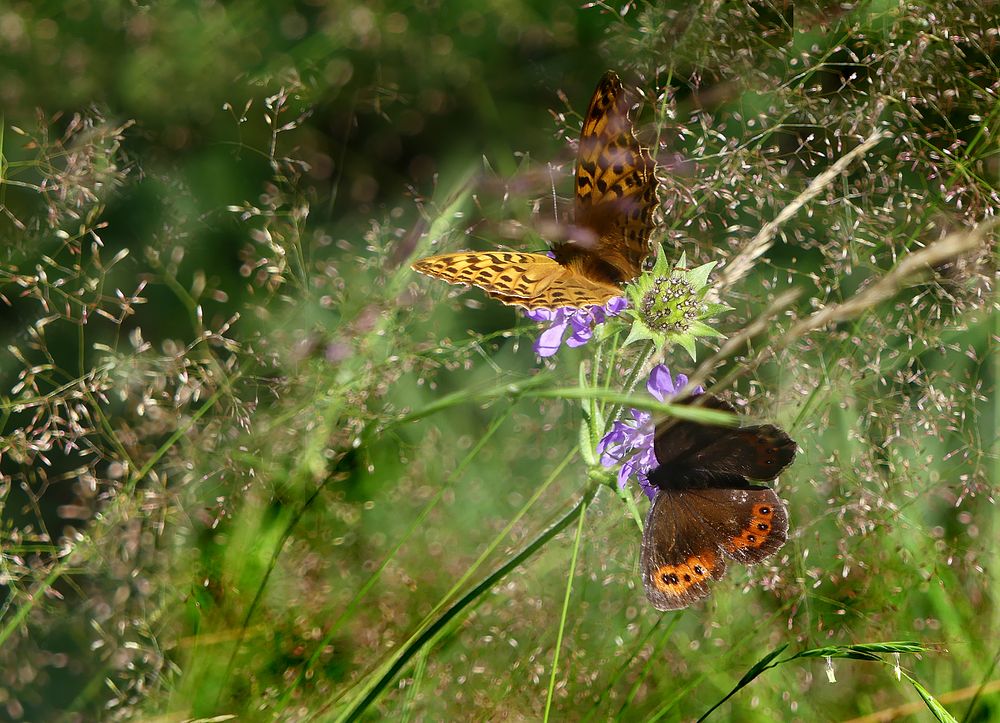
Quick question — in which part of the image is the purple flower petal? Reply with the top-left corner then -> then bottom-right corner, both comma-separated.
524,297 -> 628,358
596,365 -> 702,500
524,308 -> 557,323
568,310 -> 594,334
606,296 -> 628,315
637,471 -> 658,501
647,365 -> 677,401
617,460 -> 636,488
534,321 -> 569,357
566,318 -> 594,347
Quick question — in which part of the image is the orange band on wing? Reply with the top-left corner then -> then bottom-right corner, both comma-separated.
651,551 -> 719,594
726,503 -> 777,552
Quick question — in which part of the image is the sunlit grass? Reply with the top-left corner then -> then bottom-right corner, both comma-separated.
0,1 -> 997,721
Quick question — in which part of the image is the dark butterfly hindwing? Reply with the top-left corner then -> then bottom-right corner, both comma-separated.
641,485 -> 788,611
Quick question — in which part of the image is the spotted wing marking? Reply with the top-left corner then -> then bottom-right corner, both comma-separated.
411,251 -> 622,309
574,71 -> 658,279
410,71 -> 658,309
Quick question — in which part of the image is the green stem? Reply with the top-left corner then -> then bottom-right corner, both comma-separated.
543,493 -> 589,722
608,340 -> 655,426
335,481 -> 601,722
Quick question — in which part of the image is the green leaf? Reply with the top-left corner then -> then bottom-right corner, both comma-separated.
543,496 -> 589,722
846,641 -> 929,655
644,248 -> 671,278
685,260 -> 718,289
579,409 -> 597,466
734,645 -> 789,688
689,320 -> 726,338
677,334 -> 697,360
578,361 -> 602,466
696,645 -> 788,722
616,481 -> 645,531
904,674 -> 958,723
697,641 -> 941,723
591,404 -> 605,444
595,314 -> 623,342
622,321 -> 657,347
701,301 -> 734,317
795,642 -> 929,658
524,388 -> 735,424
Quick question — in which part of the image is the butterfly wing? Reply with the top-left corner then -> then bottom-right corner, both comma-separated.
573,71 -> 658,281
650,395 -> 796,487
712,486 -> 788,566
642,395 -> 795,610
641,490 -> 727,610
412,71 -> 654,310
679,425 -> 797,482
641,485 -> 789,611
411,251 -> 622,309
651,395 -> 738,470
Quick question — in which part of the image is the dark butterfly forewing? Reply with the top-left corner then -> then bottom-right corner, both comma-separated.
651,395 -> 737,477
722,425 -> 797,480
650,396 -> 795,488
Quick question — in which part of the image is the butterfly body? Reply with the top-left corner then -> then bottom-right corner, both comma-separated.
640,395 -> 797,611
411,71 -> 658,310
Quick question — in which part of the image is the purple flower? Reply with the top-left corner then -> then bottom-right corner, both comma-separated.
524,297 -> 627,358
596,365 -> 702,500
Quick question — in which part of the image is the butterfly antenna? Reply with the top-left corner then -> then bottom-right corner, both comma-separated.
547,161 -> 559,223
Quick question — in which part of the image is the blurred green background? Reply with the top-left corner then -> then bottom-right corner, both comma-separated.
1,0 -> 997,720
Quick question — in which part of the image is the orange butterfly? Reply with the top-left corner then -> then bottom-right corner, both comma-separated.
411,71 -> 658,310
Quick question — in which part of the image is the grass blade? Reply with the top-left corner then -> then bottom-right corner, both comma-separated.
543,493 -> 589,721
903,673 -> 959,723
696,645 -> 788,722
332,481 -> 600,721
698,642 -> 938,721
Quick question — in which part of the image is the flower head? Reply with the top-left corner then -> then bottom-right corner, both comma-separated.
596,364 -> 702,500
525,296 -> 627,358
622,252 -> 731,360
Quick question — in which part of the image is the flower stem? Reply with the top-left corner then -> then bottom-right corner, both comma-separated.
607,339 -> 655,427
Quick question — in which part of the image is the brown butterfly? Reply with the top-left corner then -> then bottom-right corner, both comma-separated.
640,395 -> 797,611
411,71 -> 658,310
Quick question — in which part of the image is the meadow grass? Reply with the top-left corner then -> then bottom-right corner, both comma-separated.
0,1 -> 997,720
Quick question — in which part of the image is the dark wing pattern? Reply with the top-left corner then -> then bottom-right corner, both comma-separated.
640,394 -> 796,610
573,71 -> 658,281
641,485 -> 788,610
410,251 -> 622,309
649,395 -> 796,488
